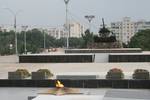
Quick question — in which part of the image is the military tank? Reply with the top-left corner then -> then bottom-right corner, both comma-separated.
94,18 -> 116,43
88,18 -> 121,48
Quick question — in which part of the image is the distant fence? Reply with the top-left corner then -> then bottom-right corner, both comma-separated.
0,79 -> 150,89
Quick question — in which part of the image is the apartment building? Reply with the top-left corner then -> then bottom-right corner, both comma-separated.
69,21 -> 85,38
111,17 -> 150,44
45,27 -> 65,39
135,20 -> 150,33
46,21 -> 85,39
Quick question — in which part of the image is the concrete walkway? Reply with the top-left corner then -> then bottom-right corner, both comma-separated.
0,55 -> 149,79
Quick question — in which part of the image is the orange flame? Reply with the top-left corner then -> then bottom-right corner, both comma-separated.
56,80 -> 64,88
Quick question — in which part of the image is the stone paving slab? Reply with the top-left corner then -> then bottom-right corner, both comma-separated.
0,88 -> 149,100
104,89 -> 150,99
33,95 -> 104,100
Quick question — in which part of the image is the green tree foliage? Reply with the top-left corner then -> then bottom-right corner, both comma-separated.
55,37 -> 84,48
0,29 -> 56,55
69,37 -> 84,48
81,29 -> 94,48
18,29 -> 56,53
0,31 -> 15,55
55,37 -> 66,48
129,29 -> 150,51
0,29 -> 85,55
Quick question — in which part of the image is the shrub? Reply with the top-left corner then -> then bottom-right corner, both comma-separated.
37,69 -> 53,78
133,69 -> 149,80
106,68 -> 124,79
16,69 -> 31,78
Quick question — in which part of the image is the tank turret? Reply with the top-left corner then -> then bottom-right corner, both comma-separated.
94,18 -> 116,42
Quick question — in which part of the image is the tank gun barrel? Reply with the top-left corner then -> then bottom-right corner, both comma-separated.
102,18 -> 105,28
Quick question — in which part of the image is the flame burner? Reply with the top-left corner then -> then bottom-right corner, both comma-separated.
56,80 -> 64,88
39,81 -> 81,95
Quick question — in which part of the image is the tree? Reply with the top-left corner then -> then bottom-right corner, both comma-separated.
0,31 -> 15,55
55,37 -> 84,48
69,37 -> 84,48
55,38 -> 66,48
0,28 -> 87,55
81,29 -> 94,48
0,28 -> 58,55
129,29 -> 150,51
20,29 -> 57,53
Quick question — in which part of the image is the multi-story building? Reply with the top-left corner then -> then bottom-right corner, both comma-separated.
0,25 -> 14,32
69,22 -> 85,38
111,17 -> 150,44
135,20 -> 150,33
0,25 -> 28,32
111,17 -> 135,44
46,21 -> 85,39
46,27 -> 65,39
122,17 -> 135,44
110,22 -> 122,41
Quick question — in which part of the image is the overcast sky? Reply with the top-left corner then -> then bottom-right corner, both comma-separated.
0,0 -> 150,31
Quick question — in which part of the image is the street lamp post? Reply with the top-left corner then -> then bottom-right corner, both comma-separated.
4,8 -> 22,55
39,28 -> 46,51
85,15 -> 95,49
43,30 -> 46,50
85,15 -> 95,32
14,15 -> 17,54
22,26 -> 28,54
64,0 -> 70,49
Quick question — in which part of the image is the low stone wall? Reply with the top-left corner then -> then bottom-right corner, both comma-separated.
88,42 -> 122,48
19,55 -> 94,63
32,72 -> 48,80
0,79 -> 150,89
109,54 -> 150,62
57,75 -> 98,80
8,72 -> 23,80
65,48 -> 142,53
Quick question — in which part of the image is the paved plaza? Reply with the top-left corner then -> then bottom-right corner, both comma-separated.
0,55 -> 150,100
0,88 -> 150,100
0,55 -> 150,79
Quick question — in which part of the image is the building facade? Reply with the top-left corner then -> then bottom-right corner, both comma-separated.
0,25 -> 14,32
135,20 -> 150,33
111,17 -> 150,44
69,22 -> 85,38
46,21 -> 85,39
45,27 -> 65,39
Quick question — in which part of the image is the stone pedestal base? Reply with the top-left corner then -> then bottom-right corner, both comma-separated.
88,42 -> 122,49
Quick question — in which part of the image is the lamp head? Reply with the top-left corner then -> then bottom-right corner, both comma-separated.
64,0 -> 70,4
85,15 -> 95,22
85,15 -> 95,19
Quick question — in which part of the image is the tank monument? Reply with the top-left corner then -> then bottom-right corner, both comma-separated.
65,18 -> 150,62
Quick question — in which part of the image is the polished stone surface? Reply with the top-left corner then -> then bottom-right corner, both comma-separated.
33,95 -> 103,100
1,88 -> 149,100
104,89 -> 150,100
